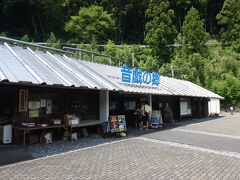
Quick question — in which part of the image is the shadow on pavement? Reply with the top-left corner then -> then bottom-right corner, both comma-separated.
172,115 -> 225,127
0,144 -> 33,166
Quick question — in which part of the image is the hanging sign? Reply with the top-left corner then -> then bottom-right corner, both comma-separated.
46,100 -> 52,114
121,65 -> 160,86
28,101 -> 41,110
40,99 -> 47,107
19,89 -> 28,112
29,109 -> 40,118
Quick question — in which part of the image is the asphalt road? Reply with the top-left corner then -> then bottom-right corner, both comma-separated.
143,128 -> 240,153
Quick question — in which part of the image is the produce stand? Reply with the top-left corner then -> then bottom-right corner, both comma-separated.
68,120 -> 105,137
14,124 -> 68,148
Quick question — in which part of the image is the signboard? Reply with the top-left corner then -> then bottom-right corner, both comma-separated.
121,65 -> 160,86
19,89 -> 28,112
124,101 -> 136,110
46,100 -> 52,114
109,115 -> 127,133
117,115 -> 127,132
109,115 -> 118,133
151,110 -> 163,125
180,102 -> 191,115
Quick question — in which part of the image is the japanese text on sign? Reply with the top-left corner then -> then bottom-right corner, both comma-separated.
121,65 -> 160,86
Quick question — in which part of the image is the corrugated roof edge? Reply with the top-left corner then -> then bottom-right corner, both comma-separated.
187,81 -> 224,100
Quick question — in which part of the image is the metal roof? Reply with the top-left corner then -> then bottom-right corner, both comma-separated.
0,42 -> 120,90
81,60 -> 223,99
0,42 -> 223,99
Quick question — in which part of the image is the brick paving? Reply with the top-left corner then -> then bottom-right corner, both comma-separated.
1,137 -> 240,180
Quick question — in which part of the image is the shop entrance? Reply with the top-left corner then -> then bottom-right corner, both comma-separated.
191,97 -> 209,118
109,92 -> 149,127
152,95 -> 180,123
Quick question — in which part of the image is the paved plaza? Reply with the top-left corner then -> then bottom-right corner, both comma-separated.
176,114 -> 240,136
1,114 -> 240,179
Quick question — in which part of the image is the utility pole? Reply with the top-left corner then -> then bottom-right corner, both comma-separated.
171,65 -> 174,77
109,58 -> 112,65
91,54 -> 94,61
132,52 -> 135,67
79,52 -> 82,59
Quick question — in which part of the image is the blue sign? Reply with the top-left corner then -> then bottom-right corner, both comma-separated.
121,65 -> 160,86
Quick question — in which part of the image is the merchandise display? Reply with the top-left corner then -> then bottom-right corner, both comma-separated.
52,119 -> 61,125
21,122 -> 35,127
64,114 -> 80,125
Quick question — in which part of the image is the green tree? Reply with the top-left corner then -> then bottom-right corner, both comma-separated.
145,0 -> 177,65
65,5 -> 116,44
172,0 -> 208,31
204,46 -> 240,106
166,52 -> 206,85
168,8 -> 208,85
181,7 -> 209,55
211,74 -> 240,107
20,34 -> 30,42
46,32 -> 60,48
217,0 -> 240,52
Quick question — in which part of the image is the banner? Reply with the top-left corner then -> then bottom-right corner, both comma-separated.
19,89 -> 28,112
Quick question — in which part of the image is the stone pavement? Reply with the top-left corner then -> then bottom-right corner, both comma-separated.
1,137 -> 240,179
1,114 -> 240,179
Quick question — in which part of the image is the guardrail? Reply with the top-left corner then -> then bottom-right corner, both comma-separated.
0,36 -> 132,67
0,36 -> 74,55
63,46 -> 121,65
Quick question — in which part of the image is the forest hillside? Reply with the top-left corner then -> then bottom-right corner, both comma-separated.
1,0 -> 240,108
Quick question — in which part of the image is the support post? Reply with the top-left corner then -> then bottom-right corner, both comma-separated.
99,90 -> 109,122
148,94 -> 153,122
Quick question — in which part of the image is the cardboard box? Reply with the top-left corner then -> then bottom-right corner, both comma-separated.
69,118 -> 79,125
44,133 -> 52,143
64,115 -> 79,125
71,132 -> 77,140
63,131 -> 69,141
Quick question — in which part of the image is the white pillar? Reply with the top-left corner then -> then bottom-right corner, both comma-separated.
99,90 -> 109,122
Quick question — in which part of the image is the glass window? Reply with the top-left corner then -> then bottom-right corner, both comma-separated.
65,90 -> 99,121
124,101 -> 136,110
